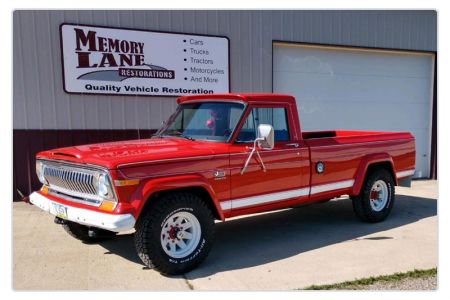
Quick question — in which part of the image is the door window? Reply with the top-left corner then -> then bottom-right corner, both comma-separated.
236,107 -> 290,142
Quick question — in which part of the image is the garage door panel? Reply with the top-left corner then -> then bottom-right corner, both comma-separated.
274,44 -> 434,178
297,102 -> 430,131
408,128 -> 431,178
274,71 -> 432,104
275,47 -> 433,78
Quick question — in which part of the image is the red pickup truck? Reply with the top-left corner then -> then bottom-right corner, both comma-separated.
30,93 -> 415,275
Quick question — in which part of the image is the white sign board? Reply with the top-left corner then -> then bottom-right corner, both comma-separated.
60,24 -> 230,96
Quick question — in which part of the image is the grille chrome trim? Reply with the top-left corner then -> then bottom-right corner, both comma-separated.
48,188 -> 102,206
40,160 -> 108,206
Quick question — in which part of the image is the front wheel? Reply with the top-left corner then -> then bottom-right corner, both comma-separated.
352,168 -> 395,223
134,192 -> 215,275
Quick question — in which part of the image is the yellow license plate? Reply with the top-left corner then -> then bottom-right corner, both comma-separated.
51,203 -> 68,219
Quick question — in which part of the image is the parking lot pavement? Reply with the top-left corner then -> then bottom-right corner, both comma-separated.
13,180 -> 437,290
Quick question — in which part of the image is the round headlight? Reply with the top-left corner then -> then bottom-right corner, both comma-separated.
36,161 -> 47,184
97,174 -> 109,197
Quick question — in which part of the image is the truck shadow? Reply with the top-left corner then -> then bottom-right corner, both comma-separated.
98,194 -> 437,278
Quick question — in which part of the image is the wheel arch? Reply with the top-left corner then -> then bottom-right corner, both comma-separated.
351,153 -> 397,196
136,175 -> 225,222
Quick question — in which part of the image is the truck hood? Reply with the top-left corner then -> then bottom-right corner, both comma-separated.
36,137 -> 229,169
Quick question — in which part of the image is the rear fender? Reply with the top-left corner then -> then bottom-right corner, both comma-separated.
134,174 -> 224,221
351,153 -> 397,196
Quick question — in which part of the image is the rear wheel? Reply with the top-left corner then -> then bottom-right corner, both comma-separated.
134,192 -> 215,275
352,168 -> 395,222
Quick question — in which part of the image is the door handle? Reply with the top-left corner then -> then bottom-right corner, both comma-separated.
285,143 -> 299,148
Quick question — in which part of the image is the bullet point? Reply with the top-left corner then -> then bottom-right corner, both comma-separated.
183,40 -> 186,42
184,68 -> 187,71
183,49 -> 186,52
184,58 -> 187,61
184,77 -> 187,80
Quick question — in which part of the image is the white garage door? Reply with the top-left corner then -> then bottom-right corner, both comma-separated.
273,43 -> 435,178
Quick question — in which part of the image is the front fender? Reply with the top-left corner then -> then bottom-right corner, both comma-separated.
351,153 -> 397,196
132,174 -> 224,221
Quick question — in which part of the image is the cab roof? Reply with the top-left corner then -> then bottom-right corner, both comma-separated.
177,93 -> 296,104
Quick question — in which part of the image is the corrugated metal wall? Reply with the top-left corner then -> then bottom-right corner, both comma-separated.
12,10 -> 437,200
13,10 -> 437,130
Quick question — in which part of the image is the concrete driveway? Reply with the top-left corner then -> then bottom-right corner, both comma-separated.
13,180 -> 437,290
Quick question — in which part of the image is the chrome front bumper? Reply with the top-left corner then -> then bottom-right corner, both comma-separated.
29,192 -> 136,232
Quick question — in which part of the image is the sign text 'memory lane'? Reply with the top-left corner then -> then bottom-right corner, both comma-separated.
74,28 -> 145,69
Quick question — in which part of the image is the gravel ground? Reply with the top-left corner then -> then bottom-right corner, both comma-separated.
357,275 -> 437,290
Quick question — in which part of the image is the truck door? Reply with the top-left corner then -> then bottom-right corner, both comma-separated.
228,103 -> 310,213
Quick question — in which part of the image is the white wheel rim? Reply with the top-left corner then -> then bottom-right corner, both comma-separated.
369,180 -> 389,212
160,211 -> 201,259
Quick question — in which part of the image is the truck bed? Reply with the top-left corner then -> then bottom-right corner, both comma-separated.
302,130 -> 412,141
302,130 -> 415,201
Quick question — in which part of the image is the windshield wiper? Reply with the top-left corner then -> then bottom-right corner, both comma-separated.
179,134 -> 195,141
161,131 -> 196,141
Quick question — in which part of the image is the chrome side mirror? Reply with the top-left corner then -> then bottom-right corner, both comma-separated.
257,124 -> 275,150
240,124 -> 275,175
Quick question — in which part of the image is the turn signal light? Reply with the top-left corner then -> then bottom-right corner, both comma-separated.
99,200 -> 116,212
40,185 -> 49,194
114,179 -> 140,187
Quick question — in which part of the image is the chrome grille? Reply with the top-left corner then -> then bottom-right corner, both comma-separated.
44,166 -> 97,196
40,161 -> 105,206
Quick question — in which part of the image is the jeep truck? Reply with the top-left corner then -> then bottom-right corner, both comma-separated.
30,93 -> 416,275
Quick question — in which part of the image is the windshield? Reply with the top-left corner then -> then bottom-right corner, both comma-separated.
160,101 -> 245,142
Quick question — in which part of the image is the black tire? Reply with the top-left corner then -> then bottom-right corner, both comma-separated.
62,221 -> 117,243
134,192 -> 215,275
351,168 -> 395,223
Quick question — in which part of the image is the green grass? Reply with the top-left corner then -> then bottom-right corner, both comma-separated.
302,268 -> 437,290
